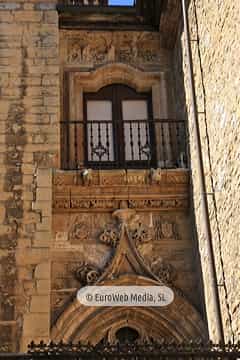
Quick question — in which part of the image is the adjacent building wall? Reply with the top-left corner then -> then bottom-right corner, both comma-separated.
0,0 -> 60,351
174,0 -> 240,342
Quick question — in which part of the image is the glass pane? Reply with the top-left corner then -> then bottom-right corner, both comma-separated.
87,100 -> 112,121
122,100 -> 151,161
87,100 -> 114,162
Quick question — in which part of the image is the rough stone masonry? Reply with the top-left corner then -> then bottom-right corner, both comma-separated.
0,0 -> 59,351
174,0 -> 240,342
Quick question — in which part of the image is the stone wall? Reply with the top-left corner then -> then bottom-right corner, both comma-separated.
174,0 -> 240,342
0,0 -> 59,351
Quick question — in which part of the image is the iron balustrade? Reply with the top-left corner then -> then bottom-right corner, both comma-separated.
61,119 -> 187,170
1,341 -> 240,359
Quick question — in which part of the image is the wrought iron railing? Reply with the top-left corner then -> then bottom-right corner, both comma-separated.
1,341 -> 240,359
61,119 -> 187,170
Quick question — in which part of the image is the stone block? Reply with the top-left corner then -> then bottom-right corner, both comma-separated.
32,201 -> 51,217
36,217 -> 51,232
36,188 -> 52,201
43,11 -> 58,24
33,231 -> 52,248
30,295 -> 50,313
14,11 -> 43,23
36,279 -> 50,294
34,262 -> 50,280
0,12 -> 13,23
37,168 -> 52,188
16,248 -> 49,266
22,313 -> 49,337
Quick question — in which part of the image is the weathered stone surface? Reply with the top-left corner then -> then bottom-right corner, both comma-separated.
174,0 -> 240,342
0,0 -> 59,351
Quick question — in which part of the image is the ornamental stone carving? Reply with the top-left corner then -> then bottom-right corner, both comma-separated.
99,227 -> 120,248
74,262 -> 101,286
130,223 -> 152,247
69,220 -> 90,244
153,216 -> 180,240
64,31 -> 165,68
150,257 -> 176,284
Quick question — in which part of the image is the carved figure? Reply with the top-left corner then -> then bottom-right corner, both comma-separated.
81,168 -> 93,186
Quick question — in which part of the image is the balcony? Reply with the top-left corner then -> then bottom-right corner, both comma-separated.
61,119 -> 187,171
57,0 -> 162,30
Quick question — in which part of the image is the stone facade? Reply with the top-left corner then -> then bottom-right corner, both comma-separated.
174,0 -> 240,342
1,0 -> 239,353
0,0 -> 60,351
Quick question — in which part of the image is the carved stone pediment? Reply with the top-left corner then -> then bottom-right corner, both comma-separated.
95,209 -> 159,283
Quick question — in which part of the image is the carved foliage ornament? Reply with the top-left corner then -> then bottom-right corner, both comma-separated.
100,227 -> 120,248
99,222 -> 152,248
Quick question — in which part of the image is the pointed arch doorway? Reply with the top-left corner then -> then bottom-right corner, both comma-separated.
51,209 -> 208,344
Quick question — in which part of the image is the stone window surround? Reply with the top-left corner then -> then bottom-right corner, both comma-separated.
62,62 -> 173,167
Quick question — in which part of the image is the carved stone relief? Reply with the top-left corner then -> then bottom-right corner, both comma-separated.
63,31 -> 167,68
74,261 -> 101,286
130,222 -> 152,247
99,226 -> 120,248
153,216 -> 180,240
150,257 -> 176,284
69,220 -> 90,244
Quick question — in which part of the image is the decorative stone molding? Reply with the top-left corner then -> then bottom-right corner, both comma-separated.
74,262 -> 101,286
53,197 -> 188,212
53,169 -> 189,187
153,216 -> 180,241
69,219 -> 90,244
150,257 -> 176,284
99,227 -> 120,248
130,223 -> 152,247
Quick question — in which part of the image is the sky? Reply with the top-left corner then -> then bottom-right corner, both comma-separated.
108,0 -> 134,5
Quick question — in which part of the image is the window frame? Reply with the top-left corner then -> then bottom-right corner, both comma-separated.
83,84 -> 156,169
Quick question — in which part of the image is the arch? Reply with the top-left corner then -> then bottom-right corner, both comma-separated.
51,274 -> 208,344
72,63 -> 161,94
